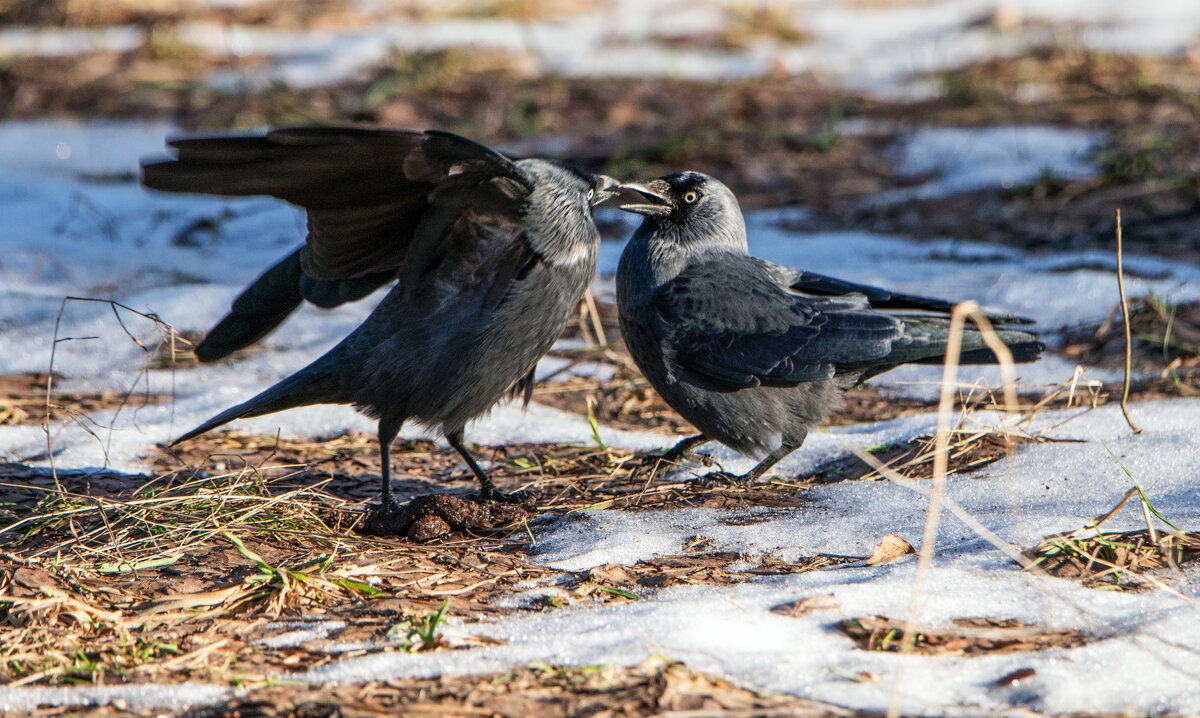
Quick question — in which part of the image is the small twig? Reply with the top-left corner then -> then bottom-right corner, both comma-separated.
582,289 -> 608,347
43,298 -> 70,498
1115,209 -> 1143,433
1140,494 -> 1161,546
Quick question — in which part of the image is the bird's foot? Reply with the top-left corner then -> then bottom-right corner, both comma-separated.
472,487 -> 535,507
362,498 -> 408,536
636,448 -> 714,480
696,470 -> 754,489
661,446 -> 715,466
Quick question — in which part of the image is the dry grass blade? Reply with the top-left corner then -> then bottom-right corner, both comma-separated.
1115,209 -> 1144,433
886,300 -> 1025,718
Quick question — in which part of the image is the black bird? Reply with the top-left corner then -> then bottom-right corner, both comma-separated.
615,171 -> 1043,484
142,126 -> 618,527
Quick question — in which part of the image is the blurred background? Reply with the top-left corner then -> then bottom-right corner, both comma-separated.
2,0 -> 1199,440
3,0 -> 1199,250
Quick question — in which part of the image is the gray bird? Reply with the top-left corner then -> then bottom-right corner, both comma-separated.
141,126 -> 618,526
615,171 -> 1044,483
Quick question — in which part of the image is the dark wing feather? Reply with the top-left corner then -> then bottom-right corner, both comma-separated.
781,265 -> 1033,325
654,258 -> 903,390
193,249 -> 395,361
141,126 -> 535,361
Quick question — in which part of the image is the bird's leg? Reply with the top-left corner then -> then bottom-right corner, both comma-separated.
703,441 -> 798,488
662,434 -> 712,464
640,434 -> 711,479
447,428 -> 525,503
364,417 -> 405,534
377,418 -> 402,510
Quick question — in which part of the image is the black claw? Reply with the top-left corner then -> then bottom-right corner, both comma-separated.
471,487 -> 533,505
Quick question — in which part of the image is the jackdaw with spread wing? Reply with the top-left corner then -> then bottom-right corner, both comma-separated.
615,171 -> 1043,484
142,126 -> 617,526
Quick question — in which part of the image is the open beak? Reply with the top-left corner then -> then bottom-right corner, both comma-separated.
590,174 -> 621,206
617,180 -> 672,216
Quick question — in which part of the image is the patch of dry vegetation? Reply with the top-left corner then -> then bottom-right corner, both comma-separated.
1030,527 -> 1200,590
0,437 -> 910,688
0,373 -> 172,427
180,658 -> 853,718
1026,484 -> 1200,592
810,431 -> 1037,484
838,616 -> 1089,656
1063,297 -> 1200,398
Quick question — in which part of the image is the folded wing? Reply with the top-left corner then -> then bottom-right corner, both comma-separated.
653,259 -> 903,389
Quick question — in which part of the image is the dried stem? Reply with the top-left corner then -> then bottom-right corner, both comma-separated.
1115,209 -> 1143,433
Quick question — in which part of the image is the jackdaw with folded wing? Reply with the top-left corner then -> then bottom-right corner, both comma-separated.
615,171 -> 1043,484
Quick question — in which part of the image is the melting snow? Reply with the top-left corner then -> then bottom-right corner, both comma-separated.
864,125 -> 1105,206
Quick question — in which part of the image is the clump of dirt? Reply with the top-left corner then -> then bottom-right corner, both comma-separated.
364,493 -> 533,541
838,616 -> 1089,656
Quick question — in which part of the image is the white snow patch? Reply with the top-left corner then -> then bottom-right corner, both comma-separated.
865,125 -> 1105,205
0,26 -> 142,57
0,683 -> 228,713
257,620 -> 347,648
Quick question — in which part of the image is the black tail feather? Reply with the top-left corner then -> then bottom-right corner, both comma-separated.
171,367 -> 335,445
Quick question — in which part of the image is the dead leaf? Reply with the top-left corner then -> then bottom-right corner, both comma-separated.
865,534 -> 915,565
135,584 -> 243,615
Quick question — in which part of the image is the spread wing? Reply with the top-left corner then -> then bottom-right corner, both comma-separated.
654,257 -> 903,390
141,126 -> 534,361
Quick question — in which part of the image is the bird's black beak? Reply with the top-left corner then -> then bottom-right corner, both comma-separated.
617,180 -> 672,216
590,175 -> 621,206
